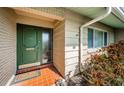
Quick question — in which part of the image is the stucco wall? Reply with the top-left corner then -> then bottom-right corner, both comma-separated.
115,29 -> 124,42
0,8 -> 16,85
64,9 -> 115,77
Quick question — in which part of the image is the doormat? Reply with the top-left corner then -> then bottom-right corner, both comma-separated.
11,70 -> 41,85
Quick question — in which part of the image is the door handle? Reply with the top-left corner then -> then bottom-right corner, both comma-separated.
26,48 -> 35,51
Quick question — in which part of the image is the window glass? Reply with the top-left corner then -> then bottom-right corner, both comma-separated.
94,30 -> 103,48
87,28 -> 108,48
104,32 -> 107,46
88,28 -> 93,48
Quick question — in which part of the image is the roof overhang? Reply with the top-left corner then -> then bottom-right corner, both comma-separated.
66,7 -> 124,29
112,7 -> 124,23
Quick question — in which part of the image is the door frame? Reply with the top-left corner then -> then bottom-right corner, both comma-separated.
16,23 -> 53,70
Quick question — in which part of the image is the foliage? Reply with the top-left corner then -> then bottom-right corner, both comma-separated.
81,40 -> 124,86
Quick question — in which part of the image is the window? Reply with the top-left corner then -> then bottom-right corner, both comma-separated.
88,28 -> 108,48
104,32 -> 107,46
94,30 -> 103,48
88,28 -> 93,48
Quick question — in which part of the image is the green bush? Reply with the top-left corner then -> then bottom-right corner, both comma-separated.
81,40 -> 124,86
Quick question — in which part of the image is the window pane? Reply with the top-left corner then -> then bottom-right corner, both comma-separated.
88,28 -> 93,48
94,30 -> 103,48
104,32 -> 107,46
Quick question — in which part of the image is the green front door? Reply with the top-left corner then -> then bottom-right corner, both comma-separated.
17,24 -> 53,69
17,24 -> 42,69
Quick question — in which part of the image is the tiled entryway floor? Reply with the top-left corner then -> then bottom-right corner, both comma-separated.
13,65 -> 62,86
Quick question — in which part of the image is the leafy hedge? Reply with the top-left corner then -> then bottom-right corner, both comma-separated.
81,40 -> 124,86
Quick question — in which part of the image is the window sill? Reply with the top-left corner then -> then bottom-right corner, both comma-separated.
87,48 -> 101,54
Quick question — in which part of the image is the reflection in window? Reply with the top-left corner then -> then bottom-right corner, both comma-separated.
95,30 -> 103,48
42,32 -> 50,64
87,28 -> 108,48
88,28 -> 93,48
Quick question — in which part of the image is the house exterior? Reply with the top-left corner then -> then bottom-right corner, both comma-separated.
0,7 -> 124,86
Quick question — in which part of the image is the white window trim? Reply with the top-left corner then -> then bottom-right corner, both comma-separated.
86,26 -> 108,53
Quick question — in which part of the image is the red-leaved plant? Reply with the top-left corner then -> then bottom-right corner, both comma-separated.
81,40 -> 124,86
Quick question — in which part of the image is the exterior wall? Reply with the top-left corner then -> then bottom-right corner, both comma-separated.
64,10 -> 83,76
53,21 -> 65,77
115,29 -> 124,42
0,8 -> 16,85
16,15 -> 54,28
64,9 -> 115,77
0,7 -> 117,83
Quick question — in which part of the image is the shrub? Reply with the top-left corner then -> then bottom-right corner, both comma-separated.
81,40 -> 124,86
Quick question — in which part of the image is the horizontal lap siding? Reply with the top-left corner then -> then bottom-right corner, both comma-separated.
65,10 -> 83,76
115,29 -> 124,42
64,9 -> 114,77
53,21 -> 65,76
0,8 -> 16,85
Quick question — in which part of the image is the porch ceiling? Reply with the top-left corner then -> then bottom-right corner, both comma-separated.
66,7 -> 124,29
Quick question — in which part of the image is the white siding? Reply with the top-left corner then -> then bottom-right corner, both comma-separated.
0,8 -> 16,85
53,21 -> 65,76
64,9 -> 115,77
115,29 -> 124,42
